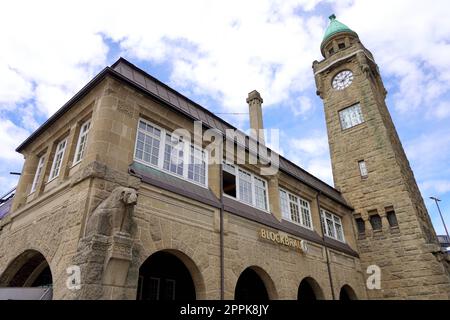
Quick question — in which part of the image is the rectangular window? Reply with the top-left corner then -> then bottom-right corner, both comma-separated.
320,209 -> 345,242
188,146 -> 206,185
164,279 -> 176,300
339,103 -> 364,130
73,120 -> 91,165
355,217 -> 366,235
238,169 -> 253,205
385,206 -> 398,228
289,194 -> 301,224
279,188 -> 313,229
135,120 -> 161,166
30,155 -> 45,193
49,139 -> 67,181
163,133 -> 184,177
134,118 -> 207,187
148,277 -> 160,300
222,162 -> 269,212
223,163 -> 237,198
369,211 -> 382,231
358,160 -> 368,178
254,177 -> 268,211
279,190 -> 290,220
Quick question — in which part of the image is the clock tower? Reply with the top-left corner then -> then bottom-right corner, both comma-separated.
313,15 -> 450,299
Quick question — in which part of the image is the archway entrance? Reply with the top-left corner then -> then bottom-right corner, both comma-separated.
339,285 -> 357,300
297,277 -> 324,301
0,250 -> 53,300
235,268 -> 269,301
0,250 -> 52,288
137,251 -> 196,300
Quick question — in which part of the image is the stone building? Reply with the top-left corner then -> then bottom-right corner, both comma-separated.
0,15 -> 449,300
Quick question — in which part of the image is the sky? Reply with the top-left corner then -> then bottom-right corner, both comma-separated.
0,0 -> 449,235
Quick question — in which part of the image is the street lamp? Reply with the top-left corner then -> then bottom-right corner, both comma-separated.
430,197 -> 450,240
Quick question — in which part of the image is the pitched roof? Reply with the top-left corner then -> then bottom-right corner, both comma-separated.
16,57 -> 352,209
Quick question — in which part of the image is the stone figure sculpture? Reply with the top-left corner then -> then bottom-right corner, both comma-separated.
85,186 -> 138,237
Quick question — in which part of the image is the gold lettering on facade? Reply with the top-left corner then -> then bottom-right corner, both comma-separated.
259,228 -> 305,252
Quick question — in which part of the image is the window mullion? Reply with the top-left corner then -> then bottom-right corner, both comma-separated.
251,175 -> 256,207
235,167 -> 240,201
183,141 -> 189,180
158,129 -> 166,170
298,198 -> 304,226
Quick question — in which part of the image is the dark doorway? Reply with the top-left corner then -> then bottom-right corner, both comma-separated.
298,279 -> 317,301
339,285 -> 357,300
235,268 -> 269,301
137,251 -> 196,300
298,277 -> 324,301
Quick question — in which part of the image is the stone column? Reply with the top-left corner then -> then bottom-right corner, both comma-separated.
310,194 -> 323,237
34,143 -> 53,196
11,152 -> 35,211
267,174 -> 281,221
61,124 -> 78,178
208,155 -> 221,200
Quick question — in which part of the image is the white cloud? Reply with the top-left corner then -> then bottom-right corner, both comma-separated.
334,0 -> 450,117
290,95 -> 315,117
283,131 -> 333,185
291,133 -> 328,156
0,119 -> 28,194
0,119 -> 30,162
433,102 -> 450,120
420,180 -> 450,195
0,65 -> 33,107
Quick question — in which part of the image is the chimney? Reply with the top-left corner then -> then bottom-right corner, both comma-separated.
246,90 -> 265,143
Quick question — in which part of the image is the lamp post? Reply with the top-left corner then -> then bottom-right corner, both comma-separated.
430,197 -> 450,240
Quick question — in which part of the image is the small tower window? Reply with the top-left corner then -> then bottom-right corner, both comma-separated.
339,103 -> 364,130
355,217 -> 365,235
358,160 -> 368,178
385,206 -> 399,228
338,43 -> 346,49
369,211 -> 382,231
328,48 -> 335,55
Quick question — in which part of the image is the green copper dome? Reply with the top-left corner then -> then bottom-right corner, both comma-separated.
322,14 -> 356,43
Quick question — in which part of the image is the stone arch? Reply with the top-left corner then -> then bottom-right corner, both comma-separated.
234,266 -> 278,300
136,249 -> 206,300
339,284 -> 358,300
297,277 -> 325,300
0,249 -> 53,288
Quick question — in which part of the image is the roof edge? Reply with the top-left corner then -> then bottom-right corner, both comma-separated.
14,58 -> 352,210
15,67 -> 111,152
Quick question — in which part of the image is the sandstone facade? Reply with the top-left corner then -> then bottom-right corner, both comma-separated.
0,69 -> 366,300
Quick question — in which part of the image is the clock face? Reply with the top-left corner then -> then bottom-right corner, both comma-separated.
332,70 -> 354,90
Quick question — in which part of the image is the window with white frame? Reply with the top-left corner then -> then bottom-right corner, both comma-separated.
134,118 -> 207,187
238,169 -> 253,205
320,209 -> 345,242
339,103 -> 364,130
49,139 -> 67,181
222,162 -> 268,211
73,120 -> 91,165
188,146 -> 206,185
358,160 -> 368,178
135,120 -> 161,166
163,133 -> 184,177
30,155 -> 45,193
279,189 -> 313,229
